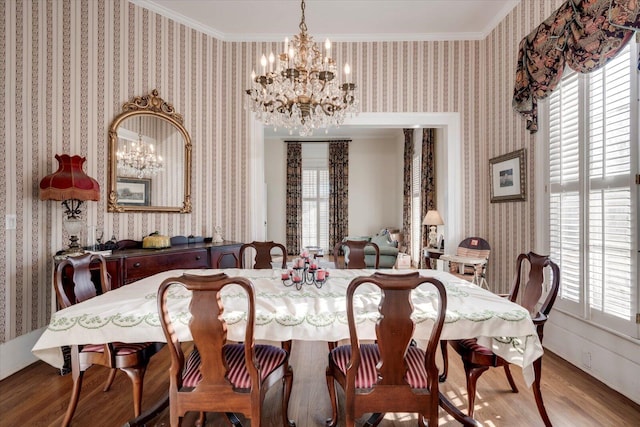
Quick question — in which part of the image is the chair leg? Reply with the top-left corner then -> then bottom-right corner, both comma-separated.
225,413 -> 242,426
325,368 -> 338,427
170,406 -> 181,427
532,357 -> 553,427
282,365 -> 296,427
363,413 -> 383,426
464,364 -> 490,418
345,411 -> 356,427
439,341 -> 449,382
121,366 -> 147,417
250,407 -> 262,427
103,368 -> 117,392
195,412 -> 206,427
503,364 -> 519,393
62,369 -> 85,427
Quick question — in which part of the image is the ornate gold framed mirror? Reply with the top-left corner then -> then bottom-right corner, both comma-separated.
107,89 -> 192,213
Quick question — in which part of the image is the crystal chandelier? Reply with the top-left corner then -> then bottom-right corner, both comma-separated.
245,0 -> 358,136
116,132 -> 164,178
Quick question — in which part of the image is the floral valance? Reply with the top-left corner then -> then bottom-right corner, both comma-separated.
513,0 -> 639,133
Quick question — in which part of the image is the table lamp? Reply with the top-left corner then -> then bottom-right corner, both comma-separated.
422,209 -> 444,248
40,154 -> 100,254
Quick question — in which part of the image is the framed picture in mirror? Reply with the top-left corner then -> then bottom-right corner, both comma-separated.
116,178 -> 151,206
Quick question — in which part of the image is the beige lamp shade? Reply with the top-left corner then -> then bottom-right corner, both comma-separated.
422,210 -> 444,226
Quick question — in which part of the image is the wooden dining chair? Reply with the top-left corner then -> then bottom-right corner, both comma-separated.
333,240 -> 380,269
239,240 -> 291,352
239,241 -> 287,269
325,271 -> 448,427
54,253 -> 162,427
443,252 -> 560,426
157,272 -> 296,427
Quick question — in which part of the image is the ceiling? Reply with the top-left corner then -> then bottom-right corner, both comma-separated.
132,0 -> 521,42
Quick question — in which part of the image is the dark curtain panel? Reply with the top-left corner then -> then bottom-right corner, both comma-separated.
513,0 -> 639,133
421,128 -> 436,251
402,129 -> 413,257
286,142 -> 302,255
328,141 -> 349,252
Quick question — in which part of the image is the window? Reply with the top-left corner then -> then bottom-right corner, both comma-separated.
301,144 -> 330,251
411,140 -> 422,266
546,43 -> 638,337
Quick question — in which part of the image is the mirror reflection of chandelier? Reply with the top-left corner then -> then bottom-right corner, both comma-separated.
116,131 -> 164,178
245,0 -> 358,136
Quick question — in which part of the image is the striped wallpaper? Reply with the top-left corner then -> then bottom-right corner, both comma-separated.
1,0 -> 563,343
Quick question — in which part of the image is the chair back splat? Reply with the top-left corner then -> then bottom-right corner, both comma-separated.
54,254 -> 162,427
239,241 -> 291,352
157,273 -> 295,427
509,252 -> 559,318
239,241 -> 287,269
333,239 -> 380,269
326,271 -> 451,427
55,253 -> 111,308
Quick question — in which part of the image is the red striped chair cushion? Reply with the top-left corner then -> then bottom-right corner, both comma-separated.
330,343 -> 430,389
182,344 -> 288,389
81,342 -> 155,356
453,338 -> 493,356
450,338 -> 501,366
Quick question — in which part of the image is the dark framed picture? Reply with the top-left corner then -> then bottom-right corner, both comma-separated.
489,148 -> 526,203
116,178 -> 151,206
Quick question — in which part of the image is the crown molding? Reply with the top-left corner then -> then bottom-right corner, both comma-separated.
130,0 -> 520,43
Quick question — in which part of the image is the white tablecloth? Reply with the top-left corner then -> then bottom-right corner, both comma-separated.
32,268 -> 542,385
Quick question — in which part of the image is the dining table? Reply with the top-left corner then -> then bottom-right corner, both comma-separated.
32,267 -> 544,425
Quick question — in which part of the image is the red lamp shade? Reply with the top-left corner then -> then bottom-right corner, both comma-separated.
39,154 -> 100,201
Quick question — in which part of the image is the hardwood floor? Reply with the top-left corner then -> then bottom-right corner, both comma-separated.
1,341 -> 638,426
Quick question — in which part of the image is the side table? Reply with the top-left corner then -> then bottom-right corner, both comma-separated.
423,248 -> 444,269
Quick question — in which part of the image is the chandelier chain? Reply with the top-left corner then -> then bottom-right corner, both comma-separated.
299,0 -> 307,33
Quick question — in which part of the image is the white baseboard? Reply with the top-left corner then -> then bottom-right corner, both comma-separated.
545,312 -> 640,405
0,328 -> 44,380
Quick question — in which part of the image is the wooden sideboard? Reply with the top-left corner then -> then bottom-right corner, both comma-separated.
102,240 -> 242,288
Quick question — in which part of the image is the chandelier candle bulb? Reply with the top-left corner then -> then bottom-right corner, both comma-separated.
268,52 -> 275,72
261,54 -> 267,74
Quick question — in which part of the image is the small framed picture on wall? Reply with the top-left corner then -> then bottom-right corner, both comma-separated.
489,148 -> 526,203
